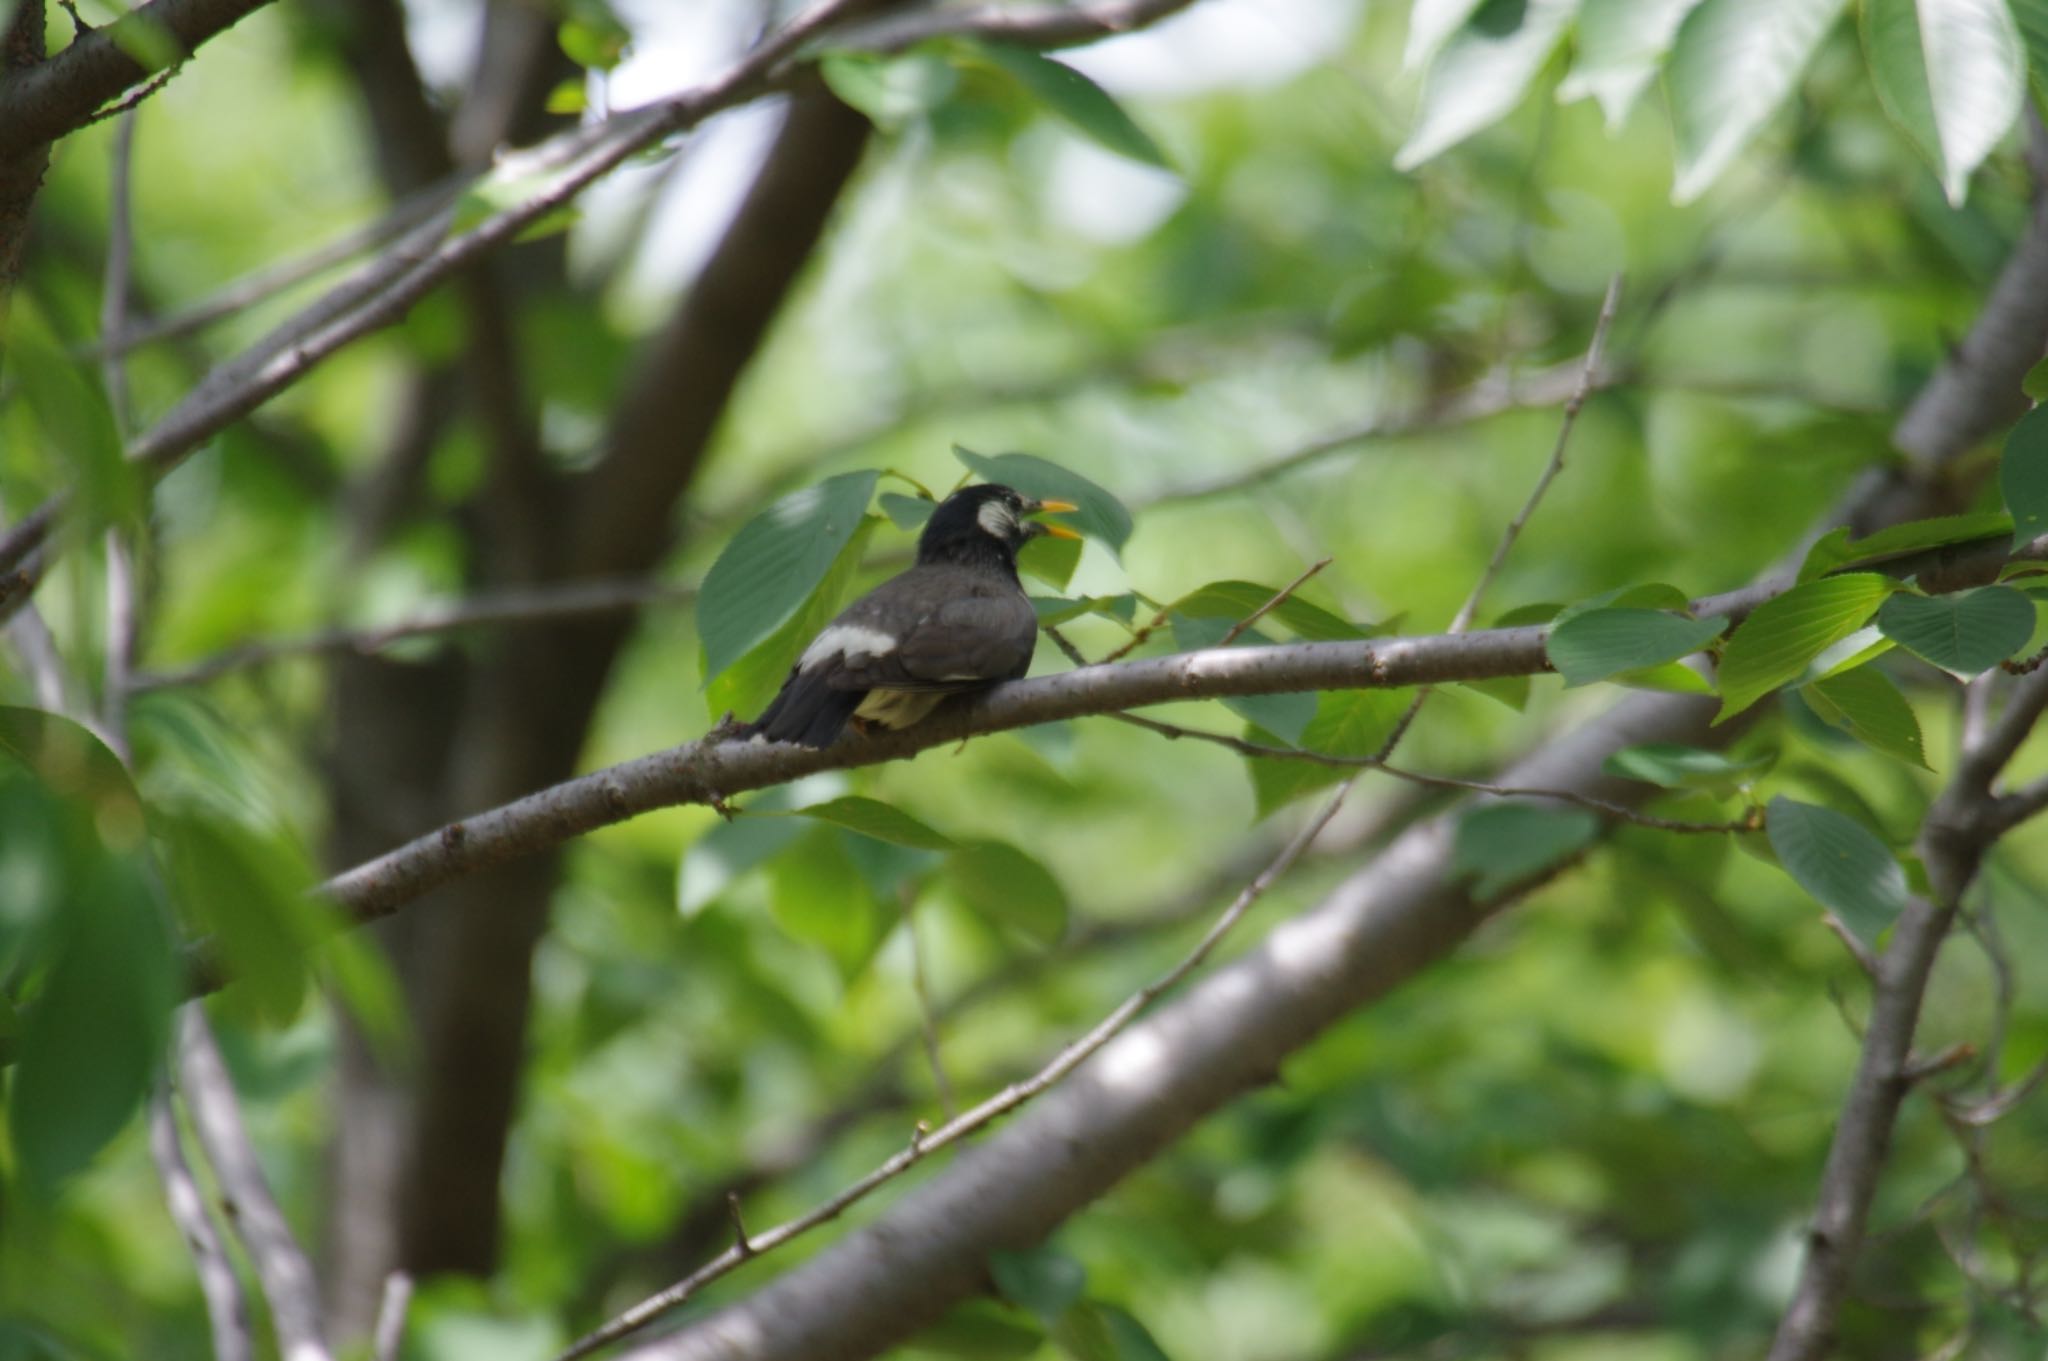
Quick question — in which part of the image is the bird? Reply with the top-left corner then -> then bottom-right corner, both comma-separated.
741,483 -> 1081,748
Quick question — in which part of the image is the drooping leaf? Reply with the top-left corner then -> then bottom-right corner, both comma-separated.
1764,795 -> 1907,947
952,447 -> 1132,553
1797,511 -> 2011,581
1017,529 -> 1084,591
2001,405 -> 2048,548
160,809 -> 324,1026
970,42 -> 1172,169
677,776 -> 847,915
1452,803 -> 1602,898
698,471 -> 880,685
989,1246 -> 1088,1326
786,795 -> 957,851
1550,582 -> 1692,628
1405,0 -> 1489,68
557,14 -> 629,70
1245,692 -> 1407,819
879,491 -> 936,532
1803,664 -> 1930,768
1545,607 -> 1726,687
1715,574 -> 1898,721
1602,742 -> 1775,790
2017,0 -> 2048,96
946,840 -> 1067,945
1861,0 -> 2024,205
1461,674 -> 1531,710
1875,585 -> 2035,674
1667,0 -> 1853,203
1558,0 -> 1707,126
903,1301 -> 1045,1361
705,516 -> 879,723
1395,0 -> 1583,170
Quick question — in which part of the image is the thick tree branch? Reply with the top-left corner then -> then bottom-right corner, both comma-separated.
0,0 -> 272,156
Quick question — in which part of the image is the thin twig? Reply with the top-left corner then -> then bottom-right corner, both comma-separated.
175,1006 -> 334,1361
147,1087 -> 253,1361
553,777 -> 1355,1361
1215,557 -> 1331,648
904,892 -> 957,1120
1373,275 -> 1625,763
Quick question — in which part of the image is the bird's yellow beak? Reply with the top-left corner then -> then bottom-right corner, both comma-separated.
1027,498 -> 1082,540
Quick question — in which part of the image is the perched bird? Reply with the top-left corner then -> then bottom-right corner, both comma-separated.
742,483 -> 1080,747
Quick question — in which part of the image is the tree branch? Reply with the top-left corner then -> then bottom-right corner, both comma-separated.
0,0 -> 274,157
147,1086 -> 253,1361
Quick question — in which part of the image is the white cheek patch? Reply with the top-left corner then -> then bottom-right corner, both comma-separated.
801,624 -> 897,670
976,499 -> 1016,538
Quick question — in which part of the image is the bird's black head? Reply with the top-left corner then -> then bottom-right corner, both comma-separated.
916,483 -> 1079,573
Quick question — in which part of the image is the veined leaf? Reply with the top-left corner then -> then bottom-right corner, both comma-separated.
1876,585 -> 2035,674
1545,607 -> 1726,688
1715,573 -> 1897,721
1803,664 -> 1929,769
706,516 -> 879,724
1765,795 -> 1906,947
1452,803 -> 1601,897
953,447 -> 1131,553
1862,0 -> 2024,205
786,795 -> 956,851
1797,510 -> 2011,581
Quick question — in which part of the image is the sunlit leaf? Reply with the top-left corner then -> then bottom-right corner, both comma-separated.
1715,574 -> 1898,721
705,517 -> 879,723
1862,0 -> 2024,204
1559,0 -> 1706,126
1395,0 -> 1582,170
698,471 -> 880,686
822,49 -> 960,130
1667,0 -> 1852,202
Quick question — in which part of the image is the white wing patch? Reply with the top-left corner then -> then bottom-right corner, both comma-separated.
976,498 -> 1016,538
800,623 -> 897,670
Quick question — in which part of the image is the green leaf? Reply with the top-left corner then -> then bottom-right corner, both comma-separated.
706,517 -> 879,723
946,840 -> 1067,945
2025,354 -> 2048,402
11,853 -> 176,1192
1405,0 -> 1489,68
1803,665 -> 1930,769
2001,405 -> 2048,548
970,42 -> 1172,169
1558,0 -> 1706,127
1545,608 -> 1726,687
5,297 -> 139,533
821,49 -> 960,130
1715,574 -> 1898,721
1609,660 -> 1716,693
787,795 -> 957,851
1876,585 -> 2035,674
1603,742 -> 1775,790
904,1301 -> 1045,1361
698,471 -> 880,685
1170,580 -> 1371,640
1764,795 -> 1907,947
1018,530 -> 1084,591
1032,594 -> 1140,626
953,447 -> 1133,553
1245,692 -> 1407,818
1052,1301 -> 1173,1361
558,16 -> 630,70
989,1247 -> 1087,1326
1862,0 -> 2024,204
1452,804 -> 1602,898
1797,511 -> 2012,581
160,810 -> 324,1026
1667,0 -> 1852,203
2016,0 -> 2048,96
769,830 -> 889,980
1394,0 -> 1583,170
1551,582 -> 1692,628
1169,613 -> 1314,744
879,491 -> 936,531
1461,675 -> 1531,710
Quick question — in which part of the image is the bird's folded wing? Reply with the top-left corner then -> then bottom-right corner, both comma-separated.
834,594 -> 1037,691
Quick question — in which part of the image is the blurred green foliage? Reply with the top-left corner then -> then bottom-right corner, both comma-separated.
6,2 -> 2048,1360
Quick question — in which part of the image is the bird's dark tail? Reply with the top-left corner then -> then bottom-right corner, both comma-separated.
741,670 -> 862,748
